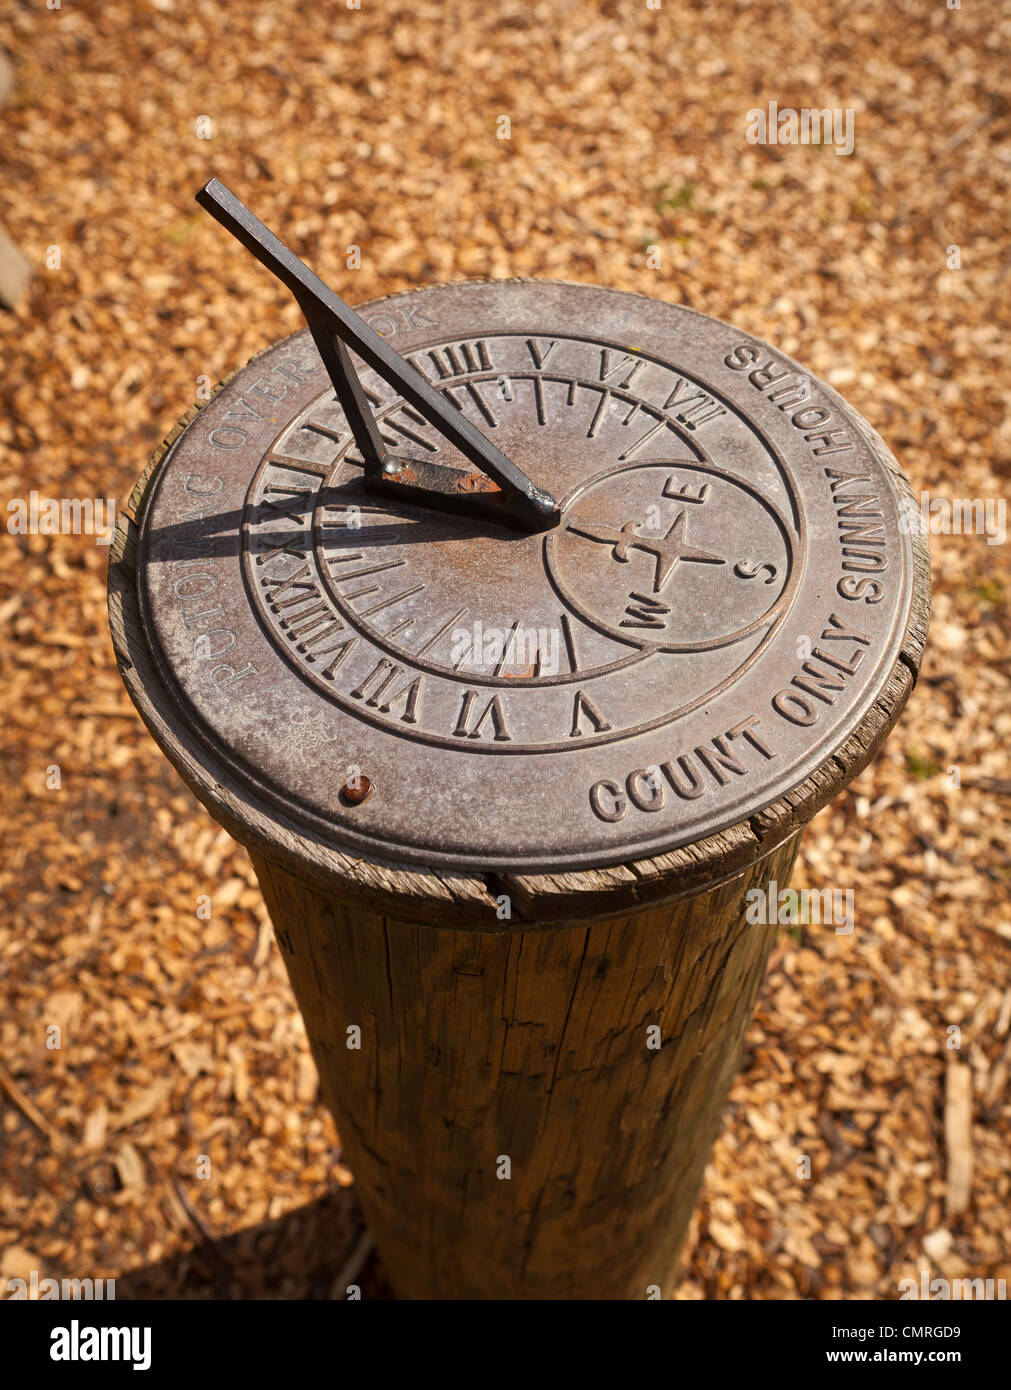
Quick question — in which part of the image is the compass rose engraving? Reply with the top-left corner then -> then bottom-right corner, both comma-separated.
566,509 -> 727,594
547,461 -> 795,654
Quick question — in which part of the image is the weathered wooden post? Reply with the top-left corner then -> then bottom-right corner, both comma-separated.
109,185 -> 928,1299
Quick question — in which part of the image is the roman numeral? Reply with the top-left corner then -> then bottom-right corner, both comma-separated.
569,690 -> 611,737
599,349 -> 644,388
677,400 -> 725,429
526,338 -> 558,368
300,418 -> 346,444
260,564 -> 315,605
378,675 -> 422,722
661,378 -> 726,431
411,340 -> 494,380
278,603 -> 329,636
265,453 -> 332,478
320,638 -> 359,679
259,493 -> 311,523
349,658 -> 423,722
255,538 -> 307,566
297,621 -> 348,657
452,690 -> 512,741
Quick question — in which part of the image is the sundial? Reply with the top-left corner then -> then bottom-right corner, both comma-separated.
128,180 -> 916,874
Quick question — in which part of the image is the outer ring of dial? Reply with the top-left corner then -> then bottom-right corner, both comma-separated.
135,280 -> 915,873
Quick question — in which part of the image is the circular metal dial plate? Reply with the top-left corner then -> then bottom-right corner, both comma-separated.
137,281 -> 914,872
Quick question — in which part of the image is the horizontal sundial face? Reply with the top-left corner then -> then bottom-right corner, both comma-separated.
242,331 -> 800,752
138,281 -> 915,871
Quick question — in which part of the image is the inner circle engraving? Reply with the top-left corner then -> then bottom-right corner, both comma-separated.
548,461 -> 794,653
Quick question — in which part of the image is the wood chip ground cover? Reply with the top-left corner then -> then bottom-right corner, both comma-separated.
0,0 -> 1008,1299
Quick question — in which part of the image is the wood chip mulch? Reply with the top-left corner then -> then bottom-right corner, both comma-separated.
0,0 -> 1007,1299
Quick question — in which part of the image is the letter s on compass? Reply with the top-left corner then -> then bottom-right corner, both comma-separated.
733,559 -> 779,585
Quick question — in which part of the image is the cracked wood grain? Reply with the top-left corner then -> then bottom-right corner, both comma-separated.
250,832 -> 800,1299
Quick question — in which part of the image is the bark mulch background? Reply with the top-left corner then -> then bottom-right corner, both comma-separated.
1,0 -> 1008,1299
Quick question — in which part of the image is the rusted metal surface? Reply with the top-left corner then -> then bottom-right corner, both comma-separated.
134,279 -> 916,872
366,453 -> 524,528
340,775 -> 373,807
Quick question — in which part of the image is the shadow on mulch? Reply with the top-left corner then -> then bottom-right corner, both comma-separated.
113,1190 -> 394,1300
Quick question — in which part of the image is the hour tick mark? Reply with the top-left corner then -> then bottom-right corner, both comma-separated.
333,559 -> 406,582
302,419 -> 345,443
465,382 -> 498,428
386,413 -> 439,452
560,613 -> 580,673
415,607 -> 468,659
492,619 -> 522,677
587,390 -> 610,439
359,584 -> 425,617
533,376 -> 547,426
617,420 -> 672,462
